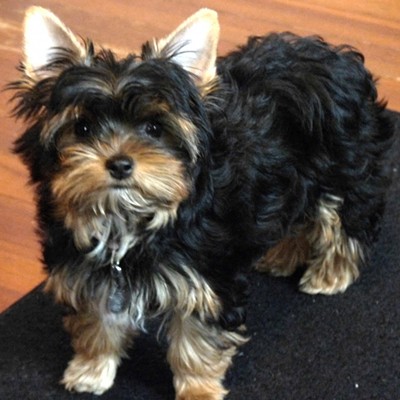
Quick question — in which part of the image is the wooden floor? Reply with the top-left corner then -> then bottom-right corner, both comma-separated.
0,0 -> 399,312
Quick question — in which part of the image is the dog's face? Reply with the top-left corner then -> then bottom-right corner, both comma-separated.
12,7 -> 219,254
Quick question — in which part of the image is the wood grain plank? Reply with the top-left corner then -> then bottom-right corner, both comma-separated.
0,0 -> 399,311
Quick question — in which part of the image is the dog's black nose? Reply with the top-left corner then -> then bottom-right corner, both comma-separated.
106,155 -> 134,180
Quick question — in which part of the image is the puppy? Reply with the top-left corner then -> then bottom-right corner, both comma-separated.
10,7 -> 393,399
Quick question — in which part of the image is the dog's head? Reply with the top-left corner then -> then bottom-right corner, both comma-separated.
11,7 -> 219,254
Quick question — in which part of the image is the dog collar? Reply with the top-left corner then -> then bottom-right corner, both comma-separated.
111,248 -> 122,272
107,248 -> 129,313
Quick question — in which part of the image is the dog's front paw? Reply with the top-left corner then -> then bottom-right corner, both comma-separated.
177,392 -> 226,400
62,354 -> 119,395
175,380 -> 228,400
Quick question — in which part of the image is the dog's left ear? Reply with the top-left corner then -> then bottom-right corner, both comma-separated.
151,9 -> 219,86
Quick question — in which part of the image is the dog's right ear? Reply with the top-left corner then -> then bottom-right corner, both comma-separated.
23,7 -> 87,80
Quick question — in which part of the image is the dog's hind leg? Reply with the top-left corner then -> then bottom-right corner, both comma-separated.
255,233 -> 310,277
299,195 -> 363,295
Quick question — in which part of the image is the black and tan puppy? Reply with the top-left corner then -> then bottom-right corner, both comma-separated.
10,7 -> 393,399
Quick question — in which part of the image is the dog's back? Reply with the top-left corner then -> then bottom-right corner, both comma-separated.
208,32 -> 393,294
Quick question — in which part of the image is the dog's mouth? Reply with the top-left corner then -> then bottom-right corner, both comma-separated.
107,181 -> 179,208
108,180 -> 141,193
104,183 -> 176,214
110,184 -> 132,190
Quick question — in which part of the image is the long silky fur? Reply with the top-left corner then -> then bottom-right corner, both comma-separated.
10,9 -> 394,399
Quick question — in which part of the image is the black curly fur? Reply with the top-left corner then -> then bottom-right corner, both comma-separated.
11,31 -> 393,330
9,8 -> 397,396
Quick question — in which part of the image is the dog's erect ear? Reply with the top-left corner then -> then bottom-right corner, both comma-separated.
152,9 -> 219,86
23,6 -> 87,80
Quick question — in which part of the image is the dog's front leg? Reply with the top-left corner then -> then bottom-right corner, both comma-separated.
61,310 -> 133,395
167,312 -> 247,400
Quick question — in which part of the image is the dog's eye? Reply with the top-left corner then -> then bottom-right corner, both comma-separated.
144,121 -> 162,138
74,119 -> 91,137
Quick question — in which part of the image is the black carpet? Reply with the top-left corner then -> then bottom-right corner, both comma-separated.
1,111 -> 399,400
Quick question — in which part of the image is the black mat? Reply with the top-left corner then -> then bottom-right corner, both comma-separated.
1,111 -> 399,400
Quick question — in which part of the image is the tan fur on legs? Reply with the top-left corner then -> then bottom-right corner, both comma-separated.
255,234 -> 309,277
167,313 -> 247,400
300,195 -> 363,295
61,311 -> 134,395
